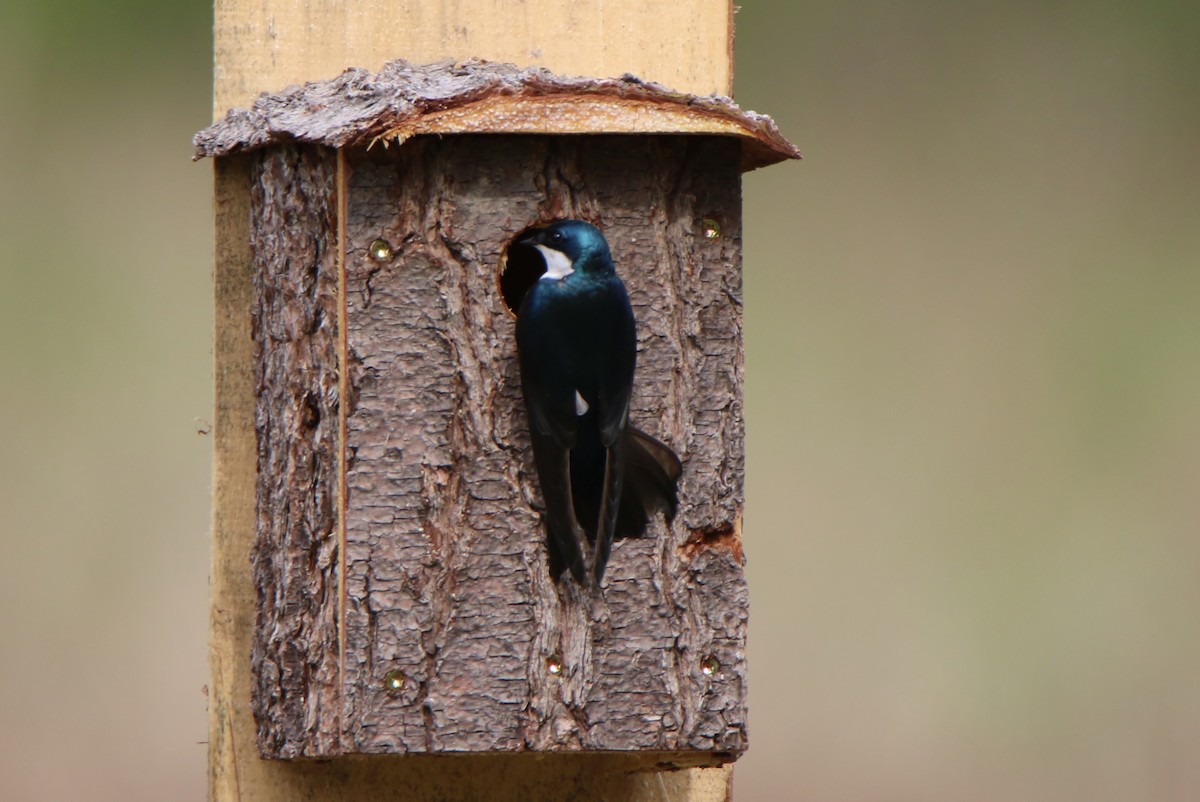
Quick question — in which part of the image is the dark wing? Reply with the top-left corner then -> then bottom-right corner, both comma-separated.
591,279 -> 638,582
516,288 -> 591,584
596,282 -> 637,447
527,427 -> 588,584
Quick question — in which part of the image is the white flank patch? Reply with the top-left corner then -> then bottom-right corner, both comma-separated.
574,390 -> 590,416
535,244 -> 575,281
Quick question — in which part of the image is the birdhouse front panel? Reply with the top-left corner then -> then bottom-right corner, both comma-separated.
337,135 -> 747,757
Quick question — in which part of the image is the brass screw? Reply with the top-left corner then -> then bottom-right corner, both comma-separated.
368,238 -> 394,262
383,669 -> 407,694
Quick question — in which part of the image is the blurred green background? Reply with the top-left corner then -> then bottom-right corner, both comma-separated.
1,1 -> 1197,800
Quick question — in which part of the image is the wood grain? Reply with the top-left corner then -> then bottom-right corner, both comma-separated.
214,0 -> 734,118
210,155 -> 256,801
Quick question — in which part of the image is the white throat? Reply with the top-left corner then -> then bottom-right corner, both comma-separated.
535,245 -> 575,281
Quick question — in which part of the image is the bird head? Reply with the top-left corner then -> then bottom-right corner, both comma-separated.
519,220 -> 613,282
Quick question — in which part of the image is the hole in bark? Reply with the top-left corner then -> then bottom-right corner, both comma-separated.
498,226 -> 548,315
681,520 -> 745,563
300,391 -> 321,430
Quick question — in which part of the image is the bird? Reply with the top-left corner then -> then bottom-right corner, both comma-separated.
514,220 -> 682,586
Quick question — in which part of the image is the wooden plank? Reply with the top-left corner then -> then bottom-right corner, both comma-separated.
214,0 -> 733,118
210,155 -> 256,802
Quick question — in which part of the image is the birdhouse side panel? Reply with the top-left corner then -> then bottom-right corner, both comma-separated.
249,144 -> 344,757
339,136 -> 747,758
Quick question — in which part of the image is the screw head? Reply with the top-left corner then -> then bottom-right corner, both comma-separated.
383,669 -> 407,694
545,654 -> 564,677
700,656 -> 719,677
368,238 -> 394,262
701,218 -> 722,240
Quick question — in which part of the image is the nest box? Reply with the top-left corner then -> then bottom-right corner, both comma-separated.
196,58 -> 798,764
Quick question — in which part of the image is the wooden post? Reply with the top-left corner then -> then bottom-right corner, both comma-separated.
213,0 -> 732,118
211,1 -> 744,799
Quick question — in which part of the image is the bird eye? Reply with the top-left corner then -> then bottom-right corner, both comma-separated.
549,231 -> 564,244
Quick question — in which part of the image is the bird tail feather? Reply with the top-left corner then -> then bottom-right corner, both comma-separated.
615,427 -> 682,537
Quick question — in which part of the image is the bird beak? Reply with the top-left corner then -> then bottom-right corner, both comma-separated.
516,228 -> 544,248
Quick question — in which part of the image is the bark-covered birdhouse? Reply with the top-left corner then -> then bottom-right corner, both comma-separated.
195,58 -> 798,764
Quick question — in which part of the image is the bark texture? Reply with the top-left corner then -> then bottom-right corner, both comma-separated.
250,145 -> 343,757
251,135 -> 747,761
194,58 -> 799,171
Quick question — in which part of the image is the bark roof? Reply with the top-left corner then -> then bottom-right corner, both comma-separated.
194,58 -> 800,171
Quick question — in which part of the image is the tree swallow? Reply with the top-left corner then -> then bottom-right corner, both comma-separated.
515,220 -> 682,586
